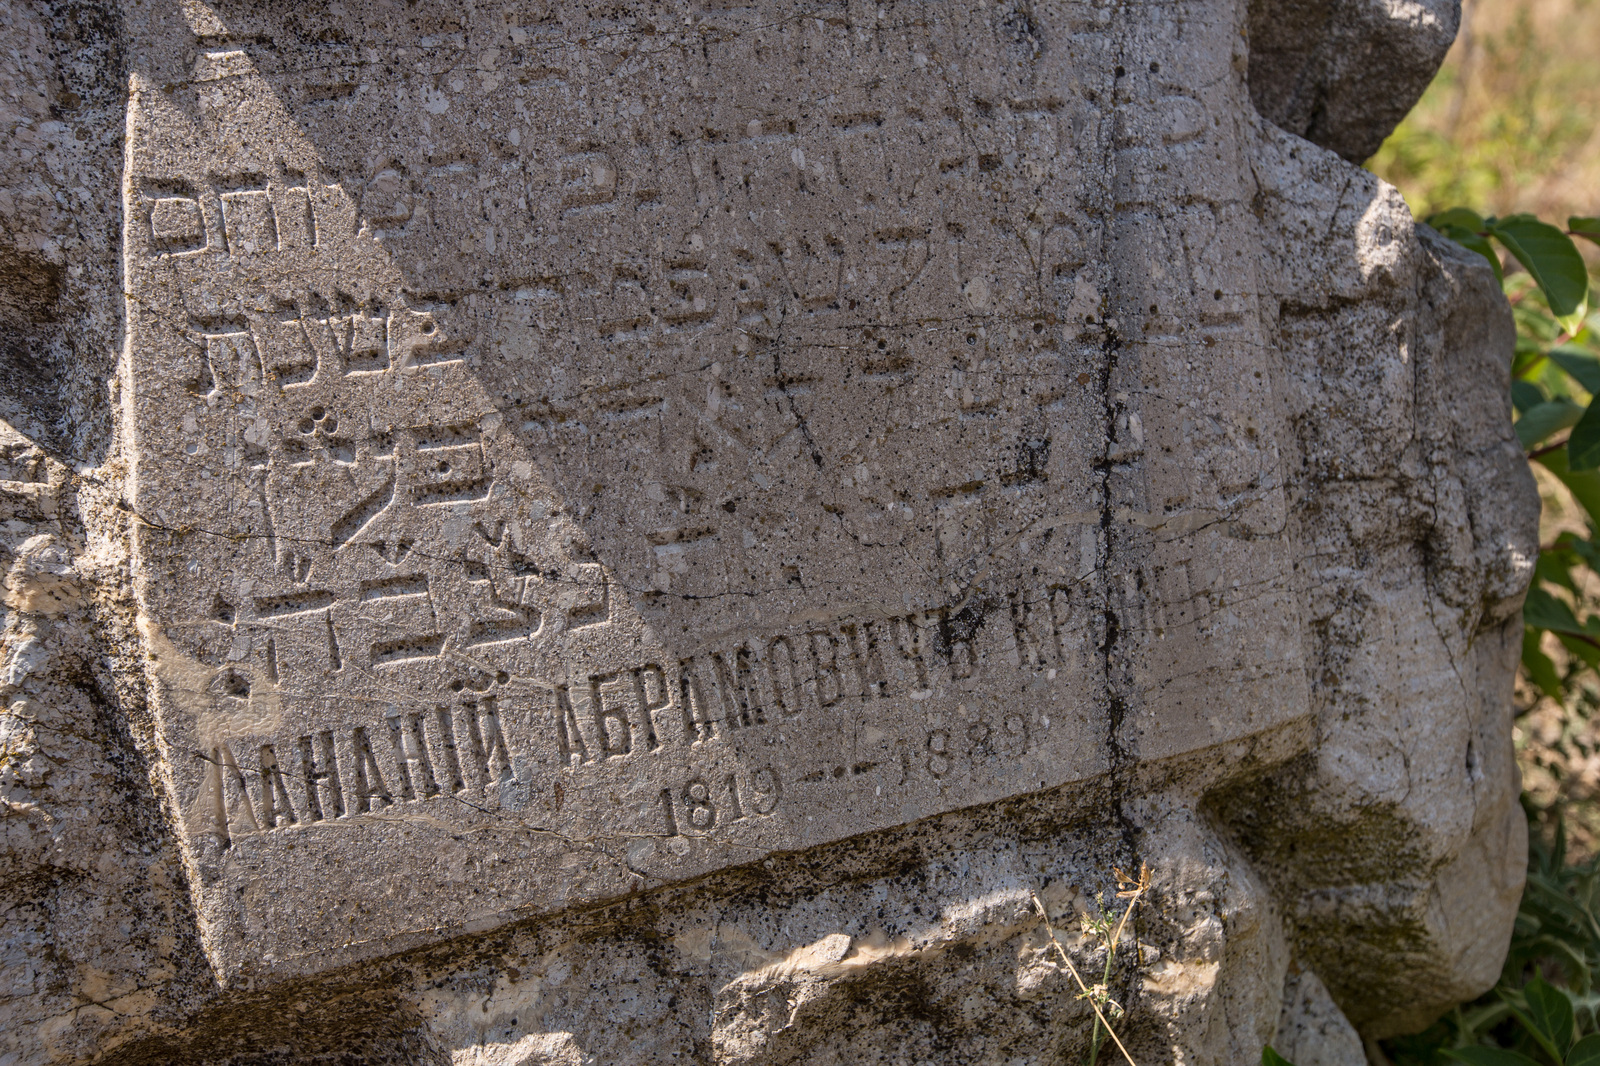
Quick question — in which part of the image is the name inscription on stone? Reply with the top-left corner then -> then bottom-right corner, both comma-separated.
121,0 -> 1165,982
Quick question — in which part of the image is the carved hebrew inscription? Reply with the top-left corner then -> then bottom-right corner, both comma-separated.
121,2 -> 1158,981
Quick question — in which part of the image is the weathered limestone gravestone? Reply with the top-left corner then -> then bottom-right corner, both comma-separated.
0,0 -> 1537,1062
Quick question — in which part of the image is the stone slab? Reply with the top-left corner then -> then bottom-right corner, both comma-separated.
122,0 -> 1305,983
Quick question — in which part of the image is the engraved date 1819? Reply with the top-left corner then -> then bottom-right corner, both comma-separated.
657,767 -> 781,836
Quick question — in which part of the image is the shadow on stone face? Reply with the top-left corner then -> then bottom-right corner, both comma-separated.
0,0 -> 126,459
95,779 -> 1281,1066
0,243 -> 70,446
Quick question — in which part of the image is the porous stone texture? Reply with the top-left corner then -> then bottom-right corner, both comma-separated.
0,0 -> 1535,1063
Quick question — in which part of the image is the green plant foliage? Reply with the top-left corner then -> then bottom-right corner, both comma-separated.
1515,974 -> 1577,1060
1493,216 -> 1589,320
1444,1048 -> 1544,1066
1516,399 -> 1584,451
1567,1036 -> 1600,1066
1425,211 -> 1591,330
1262,1046 -> 1296,1066
1572,219 -> 1600,250
1366,4 -> 1600,1055
1464,213 -> 1600,716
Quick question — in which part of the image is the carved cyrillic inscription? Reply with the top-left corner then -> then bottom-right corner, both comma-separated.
199,567 -> 1097,854
198,694 -> 524,848
123,3 -> 1174,982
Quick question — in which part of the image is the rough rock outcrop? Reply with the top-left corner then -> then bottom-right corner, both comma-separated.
0,0 -> 1535,1063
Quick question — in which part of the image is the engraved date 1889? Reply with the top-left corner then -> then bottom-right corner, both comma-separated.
657,768 -> 781,836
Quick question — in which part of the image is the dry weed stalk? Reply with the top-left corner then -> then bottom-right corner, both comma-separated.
1031,862 -> 1153,1066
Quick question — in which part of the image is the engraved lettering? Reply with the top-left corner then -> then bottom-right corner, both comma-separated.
554,684 -> 591,767
204,742 -> 261,842
765,635 -> 805,716
251,311 -> 319,386
842,622 -> 888,697
259,744 -> 297,827
462,697 -> 514,789
387,710 -> 439,800
350,726 -> 393,812
658,788 -> 679,837
590,672 -> 635,758
254,589 -> 335,618
344,311 -> 389,374
332,475 -> 395,547
807,630 -> 846,706
220,188 -> 277,255
684,778 -> 715,830
298,730 -> 344,821
326,611 -> 344,671
194,329 -> 263,396
125,5 -> 1138,975
634,664 -> 668,751
889,614 -> 934,693
678,658 -> 719,744
927,730 -> 951,777
708,650 -> 755,729
149,195 -> 205,253
1009,589 -> 1052,668
411,423 -> 491,505
1048,585 -> 1076,661
562,562 -> 610,628
652,769 -> 782,834
371,635 -> 443,665
750,767 -> 782,815
434,706 -> 465,792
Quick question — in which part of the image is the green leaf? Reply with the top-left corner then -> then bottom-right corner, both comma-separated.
1518,399 -> 1586,450
1572,401 -> 1600,470
1441,1048 -> 1542,1066
1262,1046 -> 1295,1066
1440,223 -> 1505,281
1516,933 -> 1593,994
1523,975 -> 1576,1057
1432,207 -> 1489,231
1537,447 -> 1600,532
1569,400 -> 1600,470
1558,632 -> 1600,669
1571,217 -> 1600,250
1463,1000 -> 1518,1039
1551,348 -> 1600,394
1565,303 -> 1595,345
1504,1000 -> 1567,1065
1524,870 -> 1594,931
1568,1034 -> 1600,1066
1535,548 -> 1576,593
1516,342 -> 1552,380
1491,215 -> 1590,318
1526,587 -> 1587,635
1524,627 -> 1564,700
1514,380 -> 1549,414
1561,933 -> 1598,992
1568,535 -> 1600,570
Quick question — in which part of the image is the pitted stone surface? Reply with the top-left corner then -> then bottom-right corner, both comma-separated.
122,0 -> 1312,983
0,0 -> 1537,1061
